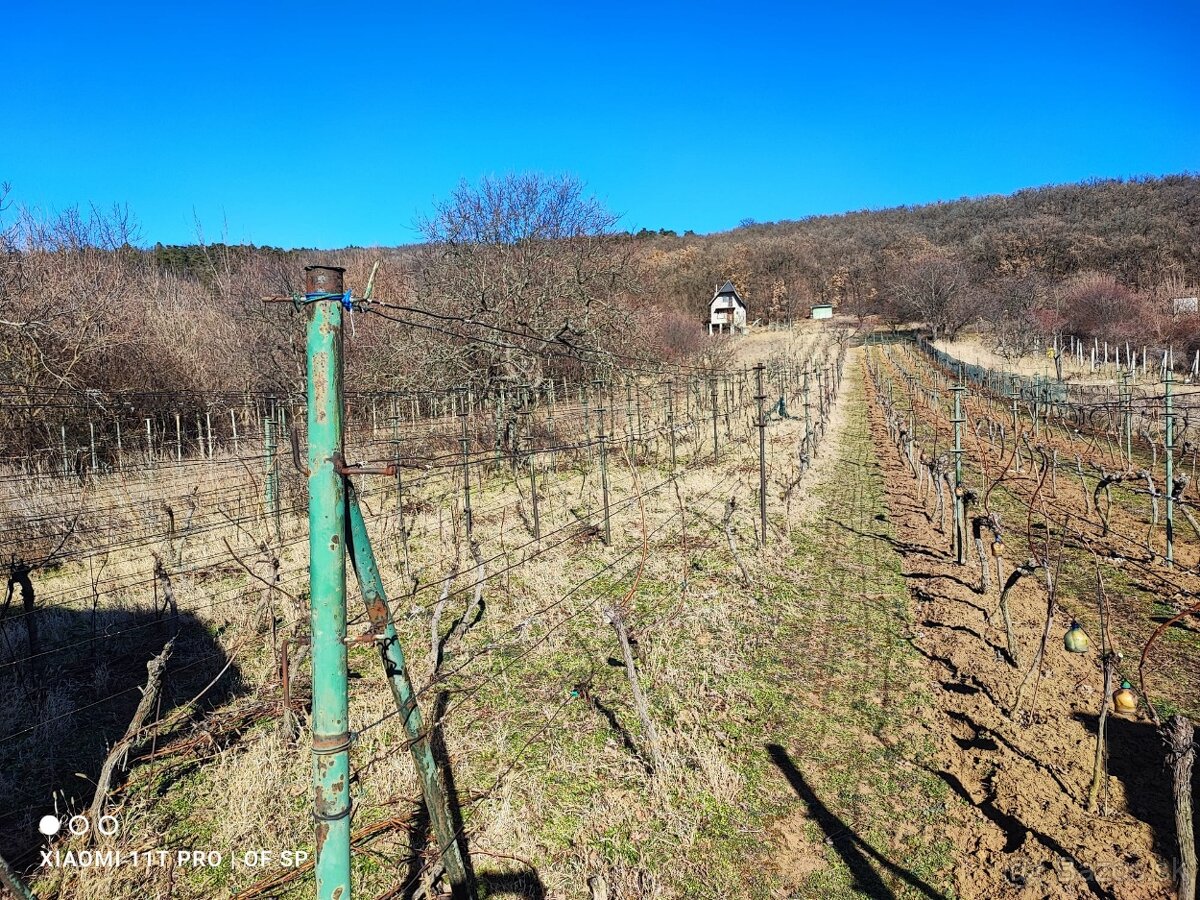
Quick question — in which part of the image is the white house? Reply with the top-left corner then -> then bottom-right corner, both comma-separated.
708,281 -> 747,334
811,304 -> 834,320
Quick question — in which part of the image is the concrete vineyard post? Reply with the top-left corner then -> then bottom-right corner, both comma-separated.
303,265 -> 351,900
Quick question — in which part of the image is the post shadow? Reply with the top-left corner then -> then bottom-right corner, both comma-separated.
765,743 -> 947,900
0,606 -> 243,873
394,691 -> 546,899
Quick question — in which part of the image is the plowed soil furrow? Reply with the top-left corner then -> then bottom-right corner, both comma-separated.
861,353 -> 1186,900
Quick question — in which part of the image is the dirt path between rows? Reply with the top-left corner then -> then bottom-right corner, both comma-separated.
861,354 -> 1188,899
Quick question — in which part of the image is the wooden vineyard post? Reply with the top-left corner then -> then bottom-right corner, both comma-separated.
598,396 -> 612,545
952,370 -> 966,566
1166,366 -> 1175,567
459,390 -> 474,543
583,381 -> 593,463
625,377 -> 634,458
803,367 -> 812,463
529,432 -> 541,541
666,378 -> 677,471
755,363 -> 767,546
710,374 -> 719,458
264,408 -> 279,537
1122,370 -> 1133,466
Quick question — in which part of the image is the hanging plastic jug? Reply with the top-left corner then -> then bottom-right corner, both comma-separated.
1113,680 -> 1138,714
1063,622 -> 1090,653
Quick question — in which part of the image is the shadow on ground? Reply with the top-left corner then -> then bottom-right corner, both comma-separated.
0,606 -> 243,871
1072,711 -> 1200,868
766,743 -> 947,900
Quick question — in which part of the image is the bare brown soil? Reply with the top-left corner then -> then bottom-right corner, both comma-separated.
862,360 -> 1190,900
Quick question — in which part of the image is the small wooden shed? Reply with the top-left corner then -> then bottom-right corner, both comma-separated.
709,282 -> 747,334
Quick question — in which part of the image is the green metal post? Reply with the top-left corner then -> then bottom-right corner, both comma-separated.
0,851 -> 38,900
1165,366 -> 1174,567
344,481 -> 471,893
304,266 -> 351,900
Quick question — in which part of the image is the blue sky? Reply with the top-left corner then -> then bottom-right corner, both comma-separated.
6,1 -> 1198,248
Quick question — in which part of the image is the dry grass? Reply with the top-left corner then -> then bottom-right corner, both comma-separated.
4,324 -> 954,900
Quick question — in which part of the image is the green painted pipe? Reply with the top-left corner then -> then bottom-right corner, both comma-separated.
305,277 -> 351,900
344,481 -> 471,893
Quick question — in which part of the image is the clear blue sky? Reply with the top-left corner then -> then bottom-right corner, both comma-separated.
7,1 -> 1198,248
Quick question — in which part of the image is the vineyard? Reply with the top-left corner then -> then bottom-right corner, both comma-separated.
1,274 -> 1197,900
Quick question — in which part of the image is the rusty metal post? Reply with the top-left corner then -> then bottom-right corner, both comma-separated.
304,265 -> 351,900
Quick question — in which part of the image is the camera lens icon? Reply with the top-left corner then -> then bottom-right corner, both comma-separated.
38,815 -> 61,836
